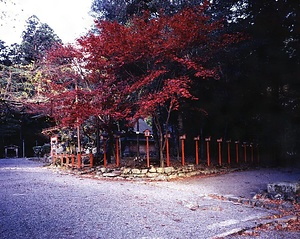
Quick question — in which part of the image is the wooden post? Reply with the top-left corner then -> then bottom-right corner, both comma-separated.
180,134 -> 186,166
165,134 -> 170,167
235,141 -> 239,164
103,139 -> 107,167
226,140 -> 231,165
205,137 -> 211,167
243,142 -> 247,163
77,153 -> 81,169
89,153 -> 93,168
194,136 -> 200,165
146,136 -> 150,167
66,153 -> 69,167
71,154 -> 75,168
144,130 -> 151,168
250,143 -> 254,163
60,153 -> 64,166
115,137 -> 120,167
217,138 -> 222,166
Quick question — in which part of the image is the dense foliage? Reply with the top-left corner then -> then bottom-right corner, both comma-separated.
0,15 -> 61,157
31,2 -> 243,165
1,0 -> 300,166
21,15 -> 62,64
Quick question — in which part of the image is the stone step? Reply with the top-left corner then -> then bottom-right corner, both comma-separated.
267,182 -> 300,194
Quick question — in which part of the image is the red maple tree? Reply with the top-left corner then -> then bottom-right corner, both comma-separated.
31,1 -> 244,166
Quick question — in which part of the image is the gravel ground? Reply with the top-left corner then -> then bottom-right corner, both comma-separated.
171,166 -> 300,198
0,158 -> 299,239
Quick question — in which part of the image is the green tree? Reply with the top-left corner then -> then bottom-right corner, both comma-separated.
21,15 -> 62,64
91,0 -> 213,23
0,15 -> 62,157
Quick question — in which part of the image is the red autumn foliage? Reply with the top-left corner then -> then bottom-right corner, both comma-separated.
30,2 -> 244,163
78,2 -> 243,119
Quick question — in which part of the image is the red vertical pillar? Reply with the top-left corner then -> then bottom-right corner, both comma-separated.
235,141 -> 239,164
71,154 -> 75,168
144,130 -> 151,167
77,153 -> 81,169
194,136 -> 200,165
115,137 -> 120,167
146,136 -> 150,167
89,153 -> 93,168
180,134 -> 186,166
205,137 -> 211,167
243,142 -> 247,163
166,135 -> 170,167
217,138 -> 222,166
66,153 -> 69,167
181,140 -> 185,166
103,140 -> 107,167
226,140 -> 231,165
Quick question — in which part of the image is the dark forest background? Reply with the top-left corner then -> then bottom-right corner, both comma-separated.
1,0 -> 299,166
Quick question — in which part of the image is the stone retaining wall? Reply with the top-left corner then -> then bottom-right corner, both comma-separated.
267,182 -> 300,201
93,164 -> 223,181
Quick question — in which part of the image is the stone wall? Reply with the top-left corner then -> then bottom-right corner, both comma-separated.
267,182 -> 300,201
93,164 -> 223,181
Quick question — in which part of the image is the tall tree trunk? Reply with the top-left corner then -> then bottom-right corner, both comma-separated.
153,114 -> 164,167
153,104 -> 173,167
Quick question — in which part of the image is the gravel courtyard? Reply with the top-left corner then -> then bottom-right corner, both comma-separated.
0,158 -> 299,239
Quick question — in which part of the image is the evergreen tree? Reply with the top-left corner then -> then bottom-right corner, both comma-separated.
91,0 -> 211,23
21,15 -> 62,64
0,15 -> 61,157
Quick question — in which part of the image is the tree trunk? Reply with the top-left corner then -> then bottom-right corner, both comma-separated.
153,114 -> 164,167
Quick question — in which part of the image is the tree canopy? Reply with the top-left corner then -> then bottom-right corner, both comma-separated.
21,15 -> 62,64
31,2 -> 244,165
1,0 -> 300,165
87,0 -> 300,165
0,15 -> 62,157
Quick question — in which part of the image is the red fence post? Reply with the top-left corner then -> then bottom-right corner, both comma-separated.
115,137 -> 120,167
103,140 -> 107,167
243,142 -> 247,163
146,136 -> 150,167
226,140 -> 231,165
165,133 -> 171,167
144,130 -> 151,168
180,134 -> 186,166
235,141 -> 239,164
250,143 -> 254,163
77,153 -> 81,169
66,153 -> 69,167
194,136 -> 200,165
217,138 -> 222,166
89,153 -> 93,168
205,137 -> 211,167
71,154 -> 75,168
